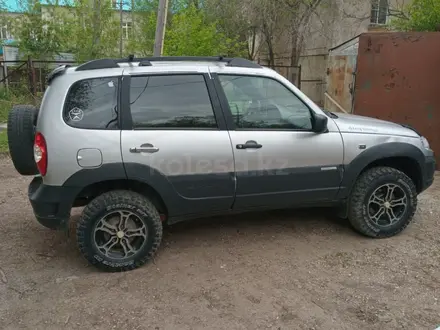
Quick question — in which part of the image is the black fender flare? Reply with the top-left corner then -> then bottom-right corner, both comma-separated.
62,162 -> 173,209
63,163 -> 128,188
62,162 -> 235,218
337,142 -> 426,199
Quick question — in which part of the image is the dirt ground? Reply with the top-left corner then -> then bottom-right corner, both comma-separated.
0,157 -> 439,330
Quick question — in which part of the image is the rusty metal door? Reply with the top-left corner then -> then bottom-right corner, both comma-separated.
354,32 -> 440,166
325,36 -> 359,113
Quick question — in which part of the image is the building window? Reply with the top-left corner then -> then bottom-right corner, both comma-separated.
0,25 -> 10,40
122,21 -> 132,40
371,0 -> 388,25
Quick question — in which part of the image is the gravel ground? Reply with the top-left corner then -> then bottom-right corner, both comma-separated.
0,157 -> 439,330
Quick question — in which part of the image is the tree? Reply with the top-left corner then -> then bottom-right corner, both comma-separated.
12,0 -> 249,60
391,0 -> 440,31
163,4 -> 245,57
15,0 -> 71,59
250,0 -> 324,67
283,0 -> 323,66
125,4 -> 157,57
253,0 -> 291,67
204,0 -> 324,66
126,0 -> 210,57
64,0 -> 120,61
125,1 -> 246,57
204,0 -> 265,60
14,0 -> 122,61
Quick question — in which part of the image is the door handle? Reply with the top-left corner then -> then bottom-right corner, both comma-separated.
236,140 -> 263,150
130,146 -> 159,153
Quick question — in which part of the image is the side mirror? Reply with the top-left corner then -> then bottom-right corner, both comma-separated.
312,113 -> 328,133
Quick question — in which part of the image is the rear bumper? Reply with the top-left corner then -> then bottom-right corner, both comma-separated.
28,176 -> 78,230
421,155 -> 436,193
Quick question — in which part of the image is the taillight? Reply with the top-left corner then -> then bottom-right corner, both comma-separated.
34,132 -> 47,176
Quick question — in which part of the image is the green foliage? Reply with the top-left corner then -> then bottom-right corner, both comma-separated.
63,0 -> 121,61
0,86 -> 40,154
0,130 -> 7,154
391,0 -> 440,32
0,0 -> 6,14
125,2 -> 157,57
125,1 -> 246,57
13,0 -> 246,61
204,0 -> 254,58
163,4 -> 246,57
0,88 -> 35,123
15,0 -> 121,61
15,0 -> 71,59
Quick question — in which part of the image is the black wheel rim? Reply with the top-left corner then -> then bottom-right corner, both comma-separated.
367,183 -> 408,227
93,210 -> 148,260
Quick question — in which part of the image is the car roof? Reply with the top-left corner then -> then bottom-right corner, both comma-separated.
50,57 -> 279,85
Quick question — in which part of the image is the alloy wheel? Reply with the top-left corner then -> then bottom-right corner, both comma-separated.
367,183 -> 408,227
93,210 -> 148,259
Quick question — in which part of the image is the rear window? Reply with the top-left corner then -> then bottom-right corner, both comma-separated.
129,74 -> 217,129
63,77 -> 119,129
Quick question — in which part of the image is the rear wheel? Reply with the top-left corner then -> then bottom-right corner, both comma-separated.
348,166 -> 417,238
76,190 -> 163,272
7,104 -> 39,175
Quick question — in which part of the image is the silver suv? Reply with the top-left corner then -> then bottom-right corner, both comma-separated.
7,56 -> 435,272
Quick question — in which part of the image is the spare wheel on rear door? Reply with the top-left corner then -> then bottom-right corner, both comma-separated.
7,104 -> 39,175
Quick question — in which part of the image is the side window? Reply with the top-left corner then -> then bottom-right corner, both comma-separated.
64,77 -> 119,129
219,76 -> 249,117
130,75 -> 217,129
219,75 -> 312,130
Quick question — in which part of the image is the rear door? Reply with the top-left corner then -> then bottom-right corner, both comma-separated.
120,73 -> 235,218
214,73 -> 344,210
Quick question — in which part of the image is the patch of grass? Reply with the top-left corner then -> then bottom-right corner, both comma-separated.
0,130 -> 8,154
0,87 -> 36,123
0,99 -> 11,123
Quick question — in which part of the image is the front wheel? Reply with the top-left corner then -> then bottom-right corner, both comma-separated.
348,166 -> 417,238
76,190 -> 163,272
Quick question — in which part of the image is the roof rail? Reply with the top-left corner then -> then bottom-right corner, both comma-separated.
141,56 -> 262,68
75,56 -> 261,71
227,58 -> 261,68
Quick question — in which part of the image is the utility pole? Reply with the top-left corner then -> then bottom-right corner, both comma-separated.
153,0 -> 169,56
119,0 -> 123,57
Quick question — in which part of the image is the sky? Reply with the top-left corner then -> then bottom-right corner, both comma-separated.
4,0 -> 131,12
4,0 -> 21,12
3,0 -> 61,12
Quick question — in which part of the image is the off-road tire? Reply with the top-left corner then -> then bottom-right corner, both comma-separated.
76,190 -> 163,272
348,166 -> 417,238
7,104 -> 39,175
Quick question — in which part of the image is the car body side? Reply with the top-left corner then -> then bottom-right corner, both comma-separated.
30,62 -> 435,229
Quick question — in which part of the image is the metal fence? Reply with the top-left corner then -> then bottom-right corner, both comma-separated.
1,57 -> 303,95
0,58 -> 76,95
